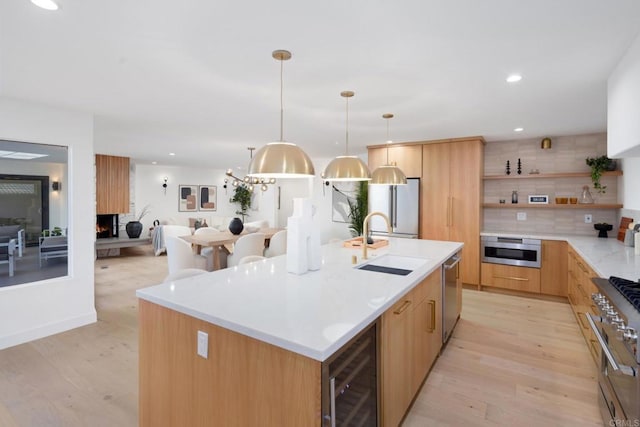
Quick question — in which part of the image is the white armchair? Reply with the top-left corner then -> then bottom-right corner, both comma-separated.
227,233 -> 266,267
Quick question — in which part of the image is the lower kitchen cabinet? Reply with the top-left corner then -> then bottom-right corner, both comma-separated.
381,269 -> 442,427
567,246 -> 602,365
480,262 -> 541,293
540,240 -> 568,296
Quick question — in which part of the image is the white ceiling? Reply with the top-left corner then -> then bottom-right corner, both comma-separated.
1,1 -> 639,170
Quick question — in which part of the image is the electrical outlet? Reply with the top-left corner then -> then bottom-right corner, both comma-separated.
517,212 -> 527,221
197,330 -> 208,359
584,214 -> 593,224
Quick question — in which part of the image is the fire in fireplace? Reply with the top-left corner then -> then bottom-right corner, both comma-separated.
96,214 -> 119,239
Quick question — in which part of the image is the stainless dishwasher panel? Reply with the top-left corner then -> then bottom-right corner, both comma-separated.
442,253 -> 461,343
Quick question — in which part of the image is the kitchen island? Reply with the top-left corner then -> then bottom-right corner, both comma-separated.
136,238 -> 463,426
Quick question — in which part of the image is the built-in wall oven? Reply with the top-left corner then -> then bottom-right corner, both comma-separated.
481,236 -> 541,268
589,277 -> 639,425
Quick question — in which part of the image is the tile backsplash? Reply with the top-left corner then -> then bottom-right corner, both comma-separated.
483,132 -> 620,236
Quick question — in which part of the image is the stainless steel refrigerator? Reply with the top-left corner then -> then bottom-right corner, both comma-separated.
368,178 -> 419,238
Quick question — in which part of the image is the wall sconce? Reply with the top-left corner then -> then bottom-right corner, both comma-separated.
162,177 -> 168,195
52,181 -> 61,191
541,137 -> 552,149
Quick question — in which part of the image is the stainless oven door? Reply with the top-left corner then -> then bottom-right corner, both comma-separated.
481,237 -> 541,268
587,313 -> 638,422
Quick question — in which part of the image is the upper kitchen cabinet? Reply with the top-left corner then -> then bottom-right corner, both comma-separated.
608,31 -> 640,158
421,137 -> 485,286
367,144 -> 423,178
96,154 -> 130,214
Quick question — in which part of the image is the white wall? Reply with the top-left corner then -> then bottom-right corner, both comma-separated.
0,158 -> 67,228
0,98 -> 96,349
134,158 -> 354,243
608,32 -> 640,158
134,165 -> 277,231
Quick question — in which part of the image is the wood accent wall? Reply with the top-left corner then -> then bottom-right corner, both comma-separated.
138,300 -> 321,427
96,154 -> 129,214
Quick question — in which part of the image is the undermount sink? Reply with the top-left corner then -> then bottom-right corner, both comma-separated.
356,254 -> 429,276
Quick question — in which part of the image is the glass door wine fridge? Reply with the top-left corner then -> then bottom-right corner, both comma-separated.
321,320 -> 379,427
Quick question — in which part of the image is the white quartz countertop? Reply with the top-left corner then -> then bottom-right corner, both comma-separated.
136,238 -> 463,362
482,231 -> 640,279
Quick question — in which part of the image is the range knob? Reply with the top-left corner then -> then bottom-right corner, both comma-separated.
624,327 -> 638,343
592,293 -> 605,303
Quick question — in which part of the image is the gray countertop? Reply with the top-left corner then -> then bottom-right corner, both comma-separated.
482,231 -> 640,280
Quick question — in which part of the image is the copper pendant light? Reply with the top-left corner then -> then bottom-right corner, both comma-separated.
370,113 -> 407,185
322,91 -> 371,181
247,50 -> 315,178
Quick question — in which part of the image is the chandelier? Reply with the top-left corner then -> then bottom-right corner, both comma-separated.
226,147 -> 276,192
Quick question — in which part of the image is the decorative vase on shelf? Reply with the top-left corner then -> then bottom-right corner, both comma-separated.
580,186 -> 594,204
228,217 -> 244,235
125,221 -> 143,238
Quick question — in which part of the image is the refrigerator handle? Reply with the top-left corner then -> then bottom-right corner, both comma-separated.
392,186 -> 398,228
388,186 -> 394,228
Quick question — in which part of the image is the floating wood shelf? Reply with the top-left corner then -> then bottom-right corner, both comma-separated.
483,203 -> 623,209
483,171 -> 622,180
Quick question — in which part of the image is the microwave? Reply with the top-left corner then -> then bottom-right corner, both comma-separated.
481,236 -> 541,268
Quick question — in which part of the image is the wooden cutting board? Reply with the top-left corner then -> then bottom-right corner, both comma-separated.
343,237 -> 389,249
618,217 -> 634,241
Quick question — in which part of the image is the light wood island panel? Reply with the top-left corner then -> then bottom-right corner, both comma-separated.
139,300 -> 321,427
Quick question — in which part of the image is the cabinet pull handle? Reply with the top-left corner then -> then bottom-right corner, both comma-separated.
448,197 -> 453,227
393,300 -> 412,315
577,311 -> 589,330
427,300 -> 436,333
493,275 -> 529,282
577,262 -> 588,274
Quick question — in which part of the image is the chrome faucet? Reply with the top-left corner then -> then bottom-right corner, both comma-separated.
362,211 -> 391,260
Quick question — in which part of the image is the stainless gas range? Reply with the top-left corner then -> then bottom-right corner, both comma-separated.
589,276 -> 640,425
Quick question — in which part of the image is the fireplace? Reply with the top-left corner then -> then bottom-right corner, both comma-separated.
96,214 -> 119,239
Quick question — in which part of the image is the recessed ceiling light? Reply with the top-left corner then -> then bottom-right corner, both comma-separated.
0,151 -> 49,159
506,74 -> 522,83
151,161 -> 157,165
514,127 -> 524,132
30,0 -> 59,10
169,152 -> 175,156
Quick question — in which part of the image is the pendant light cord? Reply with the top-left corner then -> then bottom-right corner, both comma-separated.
345,96 -> 350,156
386,118 -> 390,164
280,57 -> 284,142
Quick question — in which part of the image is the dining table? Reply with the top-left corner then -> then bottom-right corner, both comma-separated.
180,227 -> 283,271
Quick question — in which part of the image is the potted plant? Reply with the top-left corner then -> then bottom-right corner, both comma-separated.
586,155 -> 615,194
230,185 -> 252,223
347,181 -> 369,241
126,204 -> 150,238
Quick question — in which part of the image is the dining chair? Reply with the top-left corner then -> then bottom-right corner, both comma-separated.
238,255 -> 266,265
264,229 -> 287,258
227,233 -> 266,267
163,268 -> 208,283
165,236 -> 206,275
160,225 -> 193,254
194,227 -> 223,271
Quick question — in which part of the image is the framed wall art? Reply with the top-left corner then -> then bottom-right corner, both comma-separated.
198,185 -> 217,211
178,185 -> 198,212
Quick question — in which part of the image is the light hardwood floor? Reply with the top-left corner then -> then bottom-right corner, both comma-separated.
0,247 -> 602,426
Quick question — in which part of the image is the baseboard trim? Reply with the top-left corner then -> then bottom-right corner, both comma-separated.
0,310 -> 97,350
